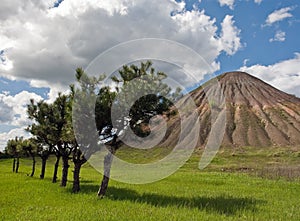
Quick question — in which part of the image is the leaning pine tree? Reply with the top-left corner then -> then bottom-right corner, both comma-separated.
27,100 -> 55,179
51,94 -> 74,187
71,68 -> 112,193
96,61 -> 181,197
73,61 -> 181,196
27,94 -> 74,185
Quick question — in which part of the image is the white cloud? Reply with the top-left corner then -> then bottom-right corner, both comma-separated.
0,0 -> 241,90
243,59 -> 249,66
0,100 -> 14,124
265,7 -> 293,25
0,1 -> 243,149
0,128 -> 30,151
254,0 -> 262,4
29,79 -> 69,102
239,53 -> 300,97
219,15 -> 242,55
0,91 -> 43,127
0,90 -> 43,151
269,30 -> 286,42
219,0 -> 235,10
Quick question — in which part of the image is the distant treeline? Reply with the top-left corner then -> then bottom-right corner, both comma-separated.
0,151 -> 11,159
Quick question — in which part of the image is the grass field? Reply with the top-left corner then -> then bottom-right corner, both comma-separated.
0,147 -> 300,220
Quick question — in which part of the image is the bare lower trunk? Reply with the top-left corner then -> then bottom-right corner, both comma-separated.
97,151 -> 114,198
40,157 -> 47,179
15,157 -> 20,173
72,148 -> 87,193
72,162 -> 82,193
30,155 -> 36,177
52,155 -> 61,183
12,158 -> 16,172
61,156 -> 69,187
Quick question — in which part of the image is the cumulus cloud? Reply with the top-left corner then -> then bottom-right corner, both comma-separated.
0,0 -> 241,90
0,99 -> 14,124
265,7 -> 293,26
0,0 -> 243,148
239,53 -> 300,97
219,15 -> 242,55
0,91 -> 43,150
29,79 -> 68,102
0,91 -> 43,127
218,0 -> 235,10
0,128 -> 30,151
269,30 -> 286,42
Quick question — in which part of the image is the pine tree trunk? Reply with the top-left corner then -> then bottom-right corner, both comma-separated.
12,158 -> 16,172
40,157 -> 47,179
30,154 -> 36,177
61,156 -> 69,187
52,155 -> 61,183
97,150 -> 114,198
72,162 -> 82,193
16,157 -> 20,173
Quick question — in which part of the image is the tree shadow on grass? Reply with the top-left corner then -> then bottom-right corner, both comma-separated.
80,180 -> 95,184
80,185 -> 263,215
79,183 -> 99,193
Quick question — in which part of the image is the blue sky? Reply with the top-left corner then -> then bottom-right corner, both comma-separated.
198,0 -> 300,74
0,77 -> 49,98
0,0 -> 299,150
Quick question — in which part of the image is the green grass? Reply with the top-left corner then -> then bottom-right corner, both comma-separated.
0,148 -> 300,221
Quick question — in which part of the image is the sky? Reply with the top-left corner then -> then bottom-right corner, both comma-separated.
0,0 -> 300,151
